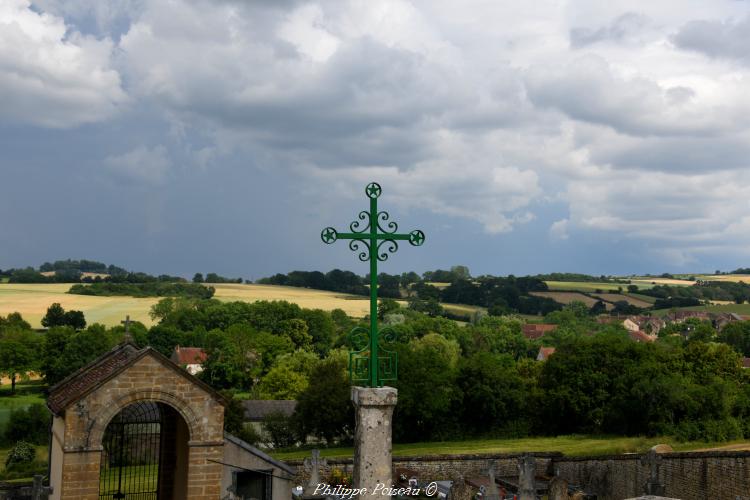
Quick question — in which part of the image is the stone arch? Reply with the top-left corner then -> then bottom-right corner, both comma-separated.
89,389 -> 200,449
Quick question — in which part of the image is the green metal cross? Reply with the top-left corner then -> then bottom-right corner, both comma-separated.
321,182 -> 425,387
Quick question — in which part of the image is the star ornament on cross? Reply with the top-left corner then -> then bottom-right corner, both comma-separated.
320,181 -> 425,387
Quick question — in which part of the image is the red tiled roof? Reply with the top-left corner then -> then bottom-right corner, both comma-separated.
171,346 -> 208,365
522,324 -> 557,340
629,330 -> 656,343
742,357 -> 750,369
537,347 -> 556,360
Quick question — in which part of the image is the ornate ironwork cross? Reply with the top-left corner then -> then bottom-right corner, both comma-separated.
321,182 -> 425,387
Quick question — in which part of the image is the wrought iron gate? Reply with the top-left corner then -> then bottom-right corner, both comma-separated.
99,401 -> 163,500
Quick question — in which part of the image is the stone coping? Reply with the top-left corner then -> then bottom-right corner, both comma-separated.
285,449 -> 750,466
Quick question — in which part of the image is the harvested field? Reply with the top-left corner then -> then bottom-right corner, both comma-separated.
0,283 -> 159,328
0,283 -> 393,327
211,283 -> 390,317
698,274 -> 750,283
592,293 -> 653,308
630,278 -> 694,286
544,281 -> 631,292
530,291 -> 612,309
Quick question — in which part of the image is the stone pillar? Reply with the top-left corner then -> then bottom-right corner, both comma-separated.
351,386 -> 397,499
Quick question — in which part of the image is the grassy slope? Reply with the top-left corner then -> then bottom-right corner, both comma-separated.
270,435 -> 750,461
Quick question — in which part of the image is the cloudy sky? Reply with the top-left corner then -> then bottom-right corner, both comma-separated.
2,0 -> 750,279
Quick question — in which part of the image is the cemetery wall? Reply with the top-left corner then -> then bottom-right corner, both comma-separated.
288,450 -> 750,500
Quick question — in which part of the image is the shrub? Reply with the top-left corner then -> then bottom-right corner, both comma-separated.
5,441 -> 35,469
3,404 -> 50,445
263,411 -> 298,448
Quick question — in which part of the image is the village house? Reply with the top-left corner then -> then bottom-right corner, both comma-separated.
713,312 -> 745,331
170,345 -> 208,375
629,330 -> 656,343
743,357 -> 750,369
522,323 -> 557,340
622,316 -> 665,335
666,310 -> 712,323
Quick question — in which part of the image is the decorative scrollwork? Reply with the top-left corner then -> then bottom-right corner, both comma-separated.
409,229 -> 425,246
321,227 -> 337,244
349,211 -> 371,233
376,239 -> 398,262
365,182 -> 382,199
376,211 -> 398,234
348,326 -> 370,351
378,326 -> 399,346
349,239 -> 370,262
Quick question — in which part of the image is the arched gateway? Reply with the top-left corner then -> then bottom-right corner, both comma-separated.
46,343 -> 227,500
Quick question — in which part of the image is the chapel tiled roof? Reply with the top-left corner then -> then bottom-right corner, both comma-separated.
47,342 -> 227,415
47,343 -> 142,415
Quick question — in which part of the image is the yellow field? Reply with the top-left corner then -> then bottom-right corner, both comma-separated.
530,291 -> 612,310
0,283 -> 386,328
630,278 -> 695,286
697,274 -> 750,283
0,283 -> 160,328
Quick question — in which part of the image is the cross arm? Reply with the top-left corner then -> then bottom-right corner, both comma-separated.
336,232 -> 412,241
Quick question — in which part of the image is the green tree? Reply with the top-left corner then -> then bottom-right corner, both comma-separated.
278,319 -> 313,350
0,330 -> 38,394
718,321 -> 750,356
63,310 -> 86,330
256,365 -> 310,400
294,355 -> 353,444
41,303 -> 66,328
193,273 -> 204,283
393,335 -> 460,441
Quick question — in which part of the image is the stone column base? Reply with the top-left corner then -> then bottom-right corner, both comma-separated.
351,386 -> 398,500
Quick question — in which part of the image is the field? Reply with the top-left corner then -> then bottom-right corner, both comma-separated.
544,281 -> 634,292
696,274 -> 750,283
270,435 -> 750,460
0,283 -> 160,328
651,303 -> 750,317
0,283 -> 390,327
591,293 -> 654,308
629,278 -> 694,287
530,291 -> 611,309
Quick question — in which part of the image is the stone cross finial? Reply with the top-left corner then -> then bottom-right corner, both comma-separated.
121,315 -> 132,342
303,449 -> 327,496
640,448 -> 665,495
31,475 -> 53,500
482,462 -> 500,500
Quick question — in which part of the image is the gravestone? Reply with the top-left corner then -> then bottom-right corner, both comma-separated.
483,462 -> 500,500
303,449 -> 327,498
517,454 -> 536,500
640,448 -> 665,496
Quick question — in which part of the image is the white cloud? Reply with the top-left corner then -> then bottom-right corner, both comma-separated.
550,219 -> 569,240
104,145 -> 171,184
0,0 -> 127,127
